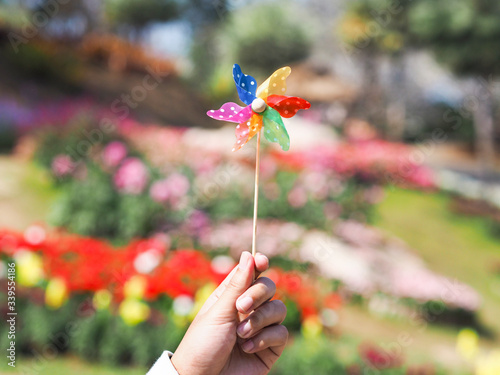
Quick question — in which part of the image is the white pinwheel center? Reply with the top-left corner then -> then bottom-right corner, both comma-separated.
251,98 -> 267,113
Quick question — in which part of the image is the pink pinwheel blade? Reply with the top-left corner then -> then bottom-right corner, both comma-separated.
207,102 -> 251,123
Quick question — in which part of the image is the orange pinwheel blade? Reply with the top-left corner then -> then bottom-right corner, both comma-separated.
233,114 -> 263,151
267,95 -> 311,118
256,67 -> 291,101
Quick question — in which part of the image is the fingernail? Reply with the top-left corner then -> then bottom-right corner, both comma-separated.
236,296 -> 253,313
239,251 -> 251,270
241,340 -> 254,352
237,320 -> 252,338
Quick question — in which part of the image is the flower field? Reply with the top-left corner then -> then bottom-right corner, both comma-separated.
1,100 -> 496,374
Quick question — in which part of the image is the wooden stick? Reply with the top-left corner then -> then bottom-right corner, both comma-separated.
251,130 -> 261,257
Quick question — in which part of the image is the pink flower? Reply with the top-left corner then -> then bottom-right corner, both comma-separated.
166,173 -> 190,200
288,186 -> 308,208
184,210 -> 210,237
102,141 -> 127,168
114,158 -> 149,194
150,173 -> 190,205
150,179 -> 170,203
51,154 -> 74,177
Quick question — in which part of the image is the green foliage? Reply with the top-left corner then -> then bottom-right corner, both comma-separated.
11,297 -> 182,367
1,42 -> 81,90
345,0 -> 500,77
202,170 -> 375,230
221,3 -> 311,75
48,163 -> 169,242
12,295 -> 87,354
33,117 -> 121,169
33,119 -> 186,241
104,0 -> 179,28
189,2 -> 312,100
282,300 -> 301,332
339,0 -> 413,55
271,336 -> 346,374
408,0 -> 500,77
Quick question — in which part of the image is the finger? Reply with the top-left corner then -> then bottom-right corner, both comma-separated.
199,252 -> 269,316
209,252 -> 267,301
254,252 -> 269,279
237,300 -> 287,338
240,324 -> 288,354
236,276 -> 276,314
214,251 -> 255,313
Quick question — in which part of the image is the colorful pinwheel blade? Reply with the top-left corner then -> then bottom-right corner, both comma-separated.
256,67 -> 291,100
233,64 -> 257,105
267,95 -> 311,118
207,102 -> 252,123
262,107 -> 290,151
233,114 -> 262,151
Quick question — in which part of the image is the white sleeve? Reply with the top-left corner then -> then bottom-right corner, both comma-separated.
147,351 -> 179,375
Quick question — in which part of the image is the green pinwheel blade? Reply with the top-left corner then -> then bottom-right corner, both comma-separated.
262,107 -> 290,151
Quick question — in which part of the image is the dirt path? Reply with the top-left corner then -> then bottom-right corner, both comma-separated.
0,156 -> 54,230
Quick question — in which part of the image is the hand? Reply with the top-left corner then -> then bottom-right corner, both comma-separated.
171,251 -> 288,375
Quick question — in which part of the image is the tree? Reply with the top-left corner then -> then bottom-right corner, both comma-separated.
220,2 -> 311,76
104,0 -> 179,36
408,0 -> 500,176
103,0 -> 230,36
338,0 -> 413,138
191,2 -> 311,102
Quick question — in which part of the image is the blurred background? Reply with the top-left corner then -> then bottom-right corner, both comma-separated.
0,0 -> 499,374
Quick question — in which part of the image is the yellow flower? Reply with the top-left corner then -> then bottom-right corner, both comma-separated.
45,278 -> 68,309
189,283 -> 216,320
15,251 -> 44,287
119,298 -> 150,326
456,328 -> 479,362
301,315 -> 322,340
476,350 -> 500,375
123,275 -> 147,299
93,290 -> 112,310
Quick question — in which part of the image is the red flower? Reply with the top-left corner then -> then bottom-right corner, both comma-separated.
359,342 -> 404,370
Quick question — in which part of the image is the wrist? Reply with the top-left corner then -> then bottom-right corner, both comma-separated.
170,352 -> 193,375
170,353 -> 182,375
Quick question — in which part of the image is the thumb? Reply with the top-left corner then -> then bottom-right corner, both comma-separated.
214,251 -> 254,314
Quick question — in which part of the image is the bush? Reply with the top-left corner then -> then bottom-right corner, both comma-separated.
33,119 -> 193,241
49,164 -> 169,241
271,336 -> 345,374
1,41 -> 81,90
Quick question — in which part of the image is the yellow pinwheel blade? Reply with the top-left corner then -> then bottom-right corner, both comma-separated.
256,66 -> 291,101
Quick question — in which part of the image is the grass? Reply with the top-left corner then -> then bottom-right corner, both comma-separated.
0,355 -> 146,375
373,187 -> 500,344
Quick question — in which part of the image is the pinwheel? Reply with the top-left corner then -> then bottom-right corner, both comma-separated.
207,64 -> 311,152
207,64 -> 310,256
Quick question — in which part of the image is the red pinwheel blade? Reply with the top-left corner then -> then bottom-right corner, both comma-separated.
267,95 -> 311,118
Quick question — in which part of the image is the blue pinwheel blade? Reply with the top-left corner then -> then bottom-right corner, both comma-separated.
233,64 -> 257,105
